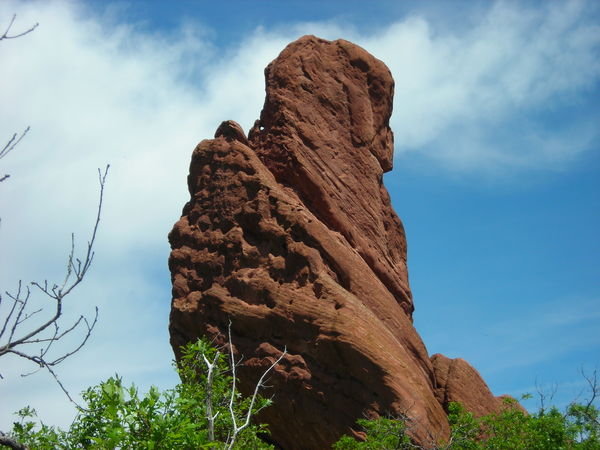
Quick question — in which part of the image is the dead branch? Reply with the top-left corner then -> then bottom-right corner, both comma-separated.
226,322 -> 286,450
579,367 -> 600,427
1,127 -> 30,183
1,13 -> 37,183
201,347 -> 221,442
0,166 -> 109,408
535,378 -> 558,415
0,14 -> 38,41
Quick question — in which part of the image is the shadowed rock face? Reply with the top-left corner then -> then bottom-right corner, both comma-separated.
168,35 -> 506,449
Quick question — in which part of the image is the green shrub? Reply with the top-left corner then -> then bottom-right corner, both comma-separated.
4,338 -> 274,449
332,417 -> 413,449
334,394 -> 600,449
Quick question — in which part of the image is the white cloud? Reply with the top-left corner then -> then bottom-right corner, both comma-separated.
360,0 -> 600,171
0,0 -> 598,430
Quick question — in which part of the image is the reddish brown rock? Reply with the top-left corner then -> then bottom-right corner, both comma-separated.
430,354 -> 509,417
168,35 -> 506,449
249,35 -> 412,317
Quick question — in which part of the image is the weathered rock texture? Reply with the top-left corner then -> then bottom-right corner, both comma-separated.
430,354 -> 509,417
169,35 -> 507,449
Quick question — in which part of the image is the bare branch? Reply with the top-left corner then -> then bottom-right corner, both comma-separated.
581,367 -> 598,411
0,283 -> 25,339
1,127 -> 29,160
202,349 -> 221,442
44,362 -> 83,409
1,127 -> 30,183
0,166 -> 109,398
0,14 -> 38,41
49,309 -> 98,366
0,16 -> 93,446
535,378 -> 558,415
226,322 -> 286,450
576,367 -> 600,428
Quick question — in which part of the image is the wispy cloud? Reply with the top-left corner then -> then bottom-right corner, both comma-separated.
362,0 -> 600,172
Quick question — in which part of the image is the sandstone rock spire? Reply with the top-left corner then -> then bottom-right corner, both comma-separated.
168,35 -> 508,449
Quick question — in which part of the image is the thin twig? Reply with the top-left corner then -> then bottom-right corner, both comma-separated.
226,322 -> 286,450
1,127 -> 30,183
0,166 -> 108,402
1,128 -> 30,159
0,15 -> 38,41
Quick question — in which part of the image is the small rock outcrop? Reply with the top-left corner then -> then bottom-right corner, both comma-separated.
430,354 -> 507,417
168,35 -> 509,449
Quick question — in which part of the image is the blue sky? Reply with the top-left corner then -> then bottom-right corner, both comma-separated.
1,0 -> 599,430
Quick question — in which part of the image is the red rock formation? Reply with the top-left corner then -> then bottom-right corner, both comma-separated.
168,35 -> 506,449
430,354 -> 509,417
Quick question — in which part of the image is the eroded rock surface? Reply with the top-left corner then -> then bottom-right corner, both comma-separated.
430,354 -> 510,417
169,35 -> 506,449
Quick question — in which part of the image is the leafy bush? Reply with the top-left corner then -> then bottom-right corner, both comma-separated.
332,417 -> 413,449
335,394 -> 600,449
4,338 -> 274,449
448,396 -> 599,449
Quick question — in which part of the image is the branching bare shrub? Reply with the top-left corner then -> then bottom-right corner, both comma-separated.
0,166 -> 109,404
